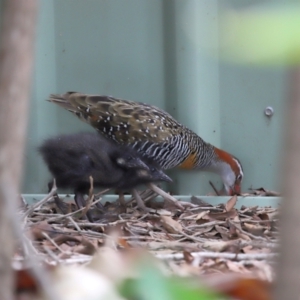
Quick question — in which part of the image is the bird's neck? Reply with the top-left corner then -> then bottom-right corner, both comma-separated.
201,147 -> 237,184
213,147 -> 238,172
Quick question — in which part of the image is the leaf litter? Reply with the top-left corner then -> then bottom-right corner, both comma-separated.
15,187 -> 279,299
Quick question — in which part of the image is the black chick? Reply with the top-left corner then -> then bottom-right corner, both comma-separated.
38,132 -> 172,219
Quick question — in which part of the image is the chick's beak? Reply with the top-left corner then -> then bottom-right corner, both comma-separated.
157,170 -> 173,183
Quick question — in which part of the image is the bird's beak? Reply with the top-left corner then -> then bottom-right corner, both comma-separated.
157,170 -> 173,183
230,184 -> 241,195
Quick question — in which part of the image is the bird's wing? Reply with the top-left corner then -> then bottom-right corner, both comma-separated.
48,92 -> 184,144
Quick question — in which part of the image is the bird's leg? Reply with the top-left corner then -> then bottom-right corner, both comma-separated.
146,183 -> 184,210
47,180 -> 68,214
94,188 -> 110,211
131,189 -> 152,212
118,192 -> 126,206
74,192 -> 94,223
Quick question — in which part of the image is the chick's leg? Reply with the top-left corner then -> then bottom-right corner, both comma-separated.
131,189 -> 153,213
74,192 -> 94,223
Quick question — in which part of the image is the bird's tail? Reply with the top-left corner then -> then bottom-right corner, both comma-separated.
47,92 -> 79,113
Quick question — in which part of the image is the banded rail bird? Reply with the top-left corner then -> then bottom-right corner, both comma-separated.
48,92 -> 244,195
38,132 -> 173,220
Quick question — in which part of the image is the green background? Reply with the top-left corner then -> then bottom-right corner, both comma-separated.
22,0 -> 286,197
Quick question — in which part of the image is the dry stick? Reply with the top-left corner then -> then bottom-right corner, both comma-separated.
147,183 -> 184,209
42,232 -> 68,255
43,246 -> 60,264
228,220 -> 268,242
68,216 -> 82,232
80,176 -> 95,219
47,197 -> 104,222
24,180 -> 57,218
273,68 -> 300,300
155,251 -> 278,261
123,188 -> 156,207
132,188 -> 155,212
209,181 -> 220,196
94,188 -> 110,197
64,217 -> 141,229
185,221 -> 226,230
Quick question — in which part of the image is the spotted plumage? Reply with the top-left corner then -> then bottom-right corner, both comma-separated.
48,92 -> 244,195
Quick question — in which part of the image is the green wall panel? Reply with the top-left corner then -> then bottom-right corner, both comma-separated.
22,0 -> 286,196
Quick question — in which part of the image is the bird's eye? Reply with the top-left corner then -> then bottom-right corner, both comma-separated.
116,158 -> 125,165
236,174 -> 242,182
127,156 -> 133,161
150,167 -> 156,172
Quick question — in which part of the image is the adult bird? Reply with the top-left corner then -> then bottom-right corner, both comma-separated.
48,92 -> 243,195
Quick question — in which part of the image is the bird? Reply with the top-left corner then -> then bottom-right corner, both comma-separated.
48,92 -> 244,195
38,132 -> 173,220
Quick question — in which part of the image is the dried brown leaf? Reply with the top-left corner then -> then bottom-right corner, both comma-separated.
222,243 -> 241,254
203,230 -> 219,238
203,240 -> 232,252
53,234 -> 81,245
267,211 -> 279,222
73,238 -> 97,255
59,243 -> 73,253
29,221 -> 55,240
242,246 -> 271,254
183,250 -> 194,264
195,225 -> 215,235
208,209 -> 238,220
243,223 -> 265,237
203,274 -> 271,300
226,260 -> 251,274
250,187 -> 280,197
15,268 -> 39,293
236,230 -> 252,241
196,218 -> 211,225
258,213 -> 269,221
160,215 -> 182,234
225,195 -> 237,212
190,196 -> 213,207
195,210 -> 210,220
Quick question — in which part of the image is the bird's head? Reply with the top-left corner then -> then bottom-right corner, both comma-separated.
213,148 -> 243,196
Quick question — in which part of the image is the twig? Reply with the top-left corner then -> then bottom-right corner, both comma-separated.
132,188 -> 156,212
68,216 -> 82,232
229,220 -> 268,241
155,251 -> 278,261
24,180 -> 57,218
47,197 -> 103,222
188,206 -> 223,211
147,183 -> 184,209
43,246 -> 60,263
80,176 -> 94,219
94,188 -> 110,197
209,181 -> 220,196
42,232 -> 68,254
178,230 -> 206,243
185,221 -> 226,229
